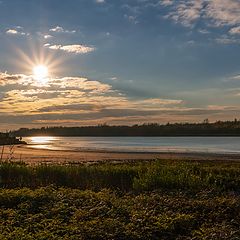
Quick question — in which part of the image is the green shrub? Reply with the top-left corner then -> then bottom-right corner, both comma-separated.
1,160 -> 240,193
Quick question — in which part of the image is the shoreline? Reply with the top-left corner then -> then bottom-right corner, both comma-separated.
0,144 -> 239,165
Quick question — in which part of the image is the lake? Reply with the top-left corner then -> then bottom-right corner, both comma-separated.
23,136 -> 240,154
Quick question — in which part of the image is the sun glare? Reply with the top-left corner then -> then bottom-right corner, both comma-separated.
33,65 -> 48,82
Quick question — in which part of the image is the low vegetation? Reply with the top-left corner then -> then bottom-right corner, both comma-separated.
1,160 -> 240,192
0,160 -> 240,239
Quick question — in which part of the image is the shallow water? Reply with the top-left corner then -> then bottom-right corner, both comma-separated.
23,136 -> 240,154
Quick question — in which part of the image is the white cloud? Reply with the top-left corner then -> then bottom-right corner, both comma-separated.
36,32 -> 53,40
96,0 -> 105,3
44,43 -> 51,47
109,77 -> 118,81
44,34 -> 53,39
6,28 -> 28,36
49,26 -> 76,34
6,26 -> 30,36
6,29 -> 18,34
45,44 -> 95,54
49,26 -> 64,32
229,26 -> 240,35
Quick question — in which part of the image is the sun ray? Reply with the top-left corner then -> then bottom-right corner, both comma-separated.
12,41 -> 65,77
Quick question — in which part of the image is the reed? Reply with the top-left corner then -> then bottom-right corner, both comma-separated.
1,160 -> 240,193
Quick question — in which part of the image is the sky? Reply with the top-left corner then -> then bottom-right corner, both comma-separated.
0,0 -> 240,130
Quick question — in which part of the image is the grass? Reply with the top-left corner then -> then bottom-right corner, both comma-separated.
0,162 -> 138,191
1,160 -> 240,192
0,159 -> 240,239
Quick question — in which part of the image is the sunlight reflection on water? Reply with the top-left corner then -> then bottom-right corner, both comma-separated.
30,136 -> 58,144
29,137 -> 59,149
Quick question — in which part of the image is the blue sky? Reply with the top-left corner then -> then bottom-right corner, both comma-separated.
0,0 -> 240,129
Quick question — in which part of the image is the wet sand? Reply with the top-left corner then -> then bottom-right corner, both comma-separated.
0,144 -> 239,165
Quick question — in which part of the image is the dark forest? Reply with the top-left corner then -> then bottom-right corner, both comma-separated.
13,120 -> 240,137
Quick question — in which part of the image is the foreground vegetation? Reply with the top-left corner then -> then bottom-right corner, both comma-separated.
0,160 -> 240,239
1,160 -> 240,192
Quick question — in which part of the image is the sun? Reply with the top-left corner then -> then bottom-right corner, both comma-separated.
33,65 -> 49,82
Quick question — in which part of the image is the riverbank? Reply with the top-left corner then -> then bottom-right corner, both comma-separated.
1,145 -> 239,165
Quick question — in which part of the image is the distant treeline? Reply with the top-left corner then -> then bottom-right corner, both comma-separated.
12,120 -> 240,137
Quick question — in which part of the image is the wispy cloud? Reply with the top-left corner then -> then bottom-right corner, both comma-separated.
227,74 -> 240,81
109,77 -> 118,81
138,98 -> 183,106
44,44 -> 95,54
205,0 -> 240,27
124,14 -> 139,24
160,0 -> 174,7
164,0 -> 203,27
96,0 -> 105,3
163,0 -> 240,28
229,26 -> 240,35
49,26 -> 76,34
122,4 -> 140,24
198,29 -> 210,34
215,35 -> 240,44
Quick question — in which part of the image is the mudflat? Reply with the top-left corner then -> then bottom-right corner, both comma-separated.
0,145 -> 239,165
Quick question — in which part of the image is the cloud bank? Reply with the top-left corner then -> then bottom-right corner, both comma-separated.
0,71 -> 238,129
0,71 -> 189,128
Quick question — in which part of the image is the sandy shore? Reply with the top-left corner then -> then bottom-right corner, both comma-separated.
0,144 -> 239,165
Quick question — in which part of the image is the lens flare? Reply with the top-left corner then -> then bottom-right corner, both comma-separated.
33,65 -> 48,80
13,42 -> 64,81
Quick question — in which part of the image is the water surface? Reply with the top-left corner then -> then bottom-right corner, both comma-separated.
23,136 -> 240,154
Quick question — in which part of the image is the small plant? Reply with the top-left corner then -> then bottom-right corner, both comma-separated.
7,144 -> 15,162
